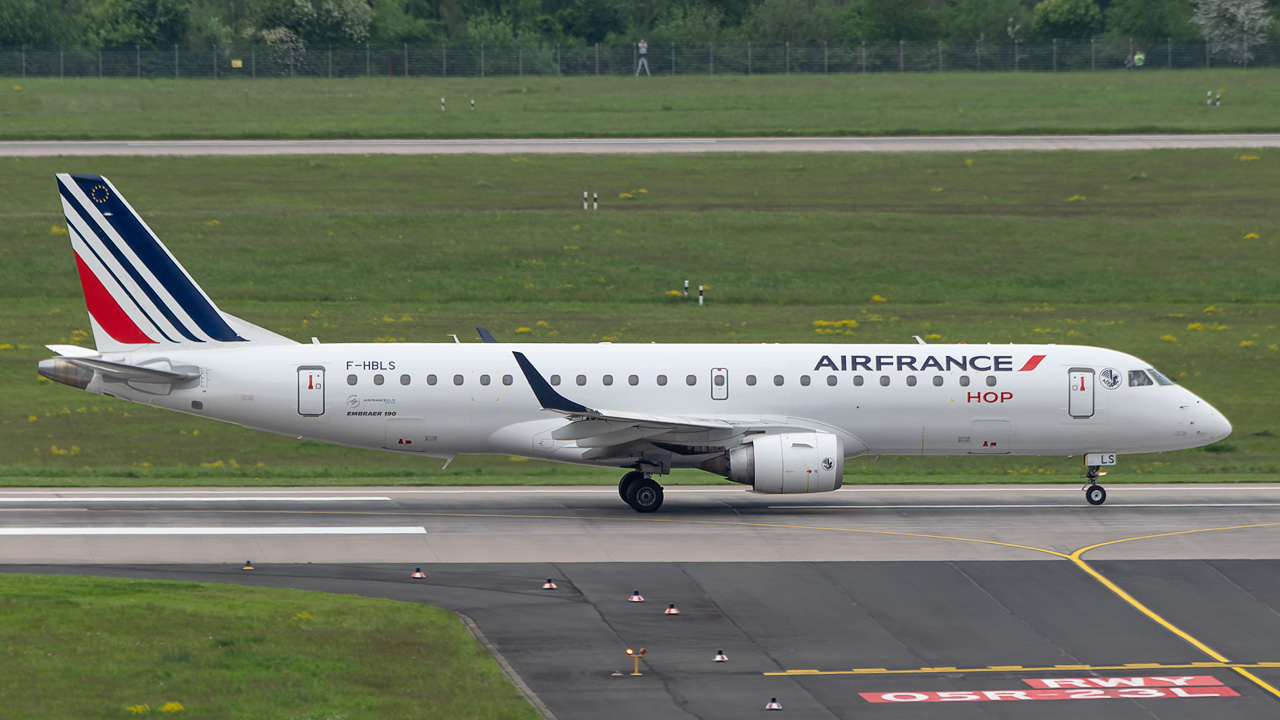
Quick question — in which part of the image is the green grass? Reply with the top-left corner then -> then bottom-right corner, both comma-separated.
2,150 -> 1277,485
0,573 -> 539,720
3,71 -> 1280,139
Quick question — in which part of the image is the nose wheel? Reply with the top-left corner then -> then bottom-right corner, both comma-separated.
1082,465 -> 1107,506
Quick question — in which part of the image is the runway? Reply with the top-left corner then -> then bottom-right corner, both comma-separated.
3,484 -> 1280,718
5,134 -> 1280,157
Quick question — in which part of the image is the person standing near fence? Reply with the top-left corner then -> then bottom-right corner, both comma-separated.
636,39 -> 650,76
1134,50 -> 1145,70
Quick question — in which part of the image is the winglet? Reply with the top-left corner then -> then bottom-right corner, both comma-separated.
512,351 -> 590,414
477,327 -> 497,343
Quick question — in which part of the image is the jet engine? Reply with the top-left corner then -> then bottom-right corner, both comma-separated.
723,433 -> 844,494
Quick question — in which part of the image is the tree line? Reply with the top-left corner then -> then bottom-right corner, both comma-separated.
1,0 -> 1274,56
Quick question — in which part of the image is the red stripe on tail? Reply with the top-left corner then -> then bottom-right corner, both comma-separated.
74,253 -> 155,344
1018,354 -> 1046,372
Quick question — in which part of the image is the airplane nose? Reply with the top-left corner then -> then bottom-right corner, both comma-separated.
1195,402 -> 1232,442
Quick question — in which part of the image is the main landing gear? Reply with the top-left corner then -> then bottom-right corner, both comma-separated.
1082,466 -> 1107,506
618,471 -> 664,513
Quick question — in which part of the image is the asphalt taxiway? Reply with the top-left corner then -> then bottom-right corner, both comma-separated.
3,484 -> 1280,718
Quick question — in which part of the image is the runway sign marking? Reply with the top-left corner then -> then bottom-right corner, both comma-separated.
768,661 -> 1280,676
1023,676 -> 1222,688
0,496 -> 393,503
862,686 -> 1238,703
0,526 -> 426,535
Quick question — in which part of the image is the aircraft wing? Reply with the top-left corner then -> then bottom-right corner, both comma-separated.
512,351 -> 811,461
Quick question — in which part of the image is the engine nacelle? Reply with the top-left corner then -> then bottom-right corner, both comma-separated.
726,432 -> 844,494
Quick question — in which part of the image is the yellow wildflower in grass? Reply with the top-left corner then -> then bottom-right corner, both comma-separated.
27,415 -> 36,422
1241,340 -> 1255,347
1238,155 -> 1260,162
290,612 -> 313,623
666,290 -> 683,297
638,188 -> 648,193
126,704 -> 150,715
1244,233 -> 1259,239
207,219 -> 220,226
571,225 -> 580,231
562,245 -> 580,250
535,320 -> 550,328
1188,323 -> 1204,330
1203,305 -> 1222,314
381,315 -> 395,323
1269,344 -> 1278,351
0,344 -> 11,350
1066,195 -> 1086,202
930,187 -> 944,192
514,327 -> 532,333
924,333 -> 942,340
619,192 -> 633,199
1161,334 -> 1178,342
50,225 -> 68,235
12,85 -> 20,91
870,295 -> 887,303
160,702 -> 184,713
964,158 -> 973,167
812,320 -> 833,327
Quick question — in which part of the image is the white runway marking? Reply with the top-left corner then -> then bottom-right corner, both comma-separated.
0,496 -> 392,503
0,526 -> 426,535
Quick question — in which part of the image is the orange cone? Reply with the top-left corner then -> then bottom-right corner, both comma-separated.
411,568 -> 425,579
713,650 -> 727,663
242,561 -> 254,570
629,590 -> 645,602
542,579 -> 558,590
766,697 -> 782,710
664,603 -> 680,615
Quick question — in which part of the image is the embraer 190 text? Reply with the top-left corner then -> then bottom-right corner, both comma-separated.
40,175 -> 1233,512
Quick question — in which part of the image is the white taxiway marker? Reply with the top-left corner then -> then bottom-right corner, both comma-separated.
0,526 -> 426,535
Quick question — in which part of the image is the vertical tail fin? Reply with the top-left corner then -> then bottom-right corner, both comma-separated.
56,174 -> 294,352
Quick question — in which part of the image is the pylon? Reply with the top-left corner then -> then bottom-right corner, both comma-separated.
542,579 -> 558,590
242,561 -> 254,570
629,590 -> 644,602
664,603 -> 680,615
766,697 -> 782,710
713,650 -> 727,663
411,568 -> 425,579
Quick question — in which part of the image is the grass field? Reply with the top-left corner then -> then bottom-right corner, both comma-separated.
2,150 -> 1277,485
0,573 -> 538,720
3,70 -> 1280,139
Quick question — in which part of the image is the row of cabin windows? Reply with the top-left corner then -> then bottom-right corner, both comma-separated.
346,372 -> 998,388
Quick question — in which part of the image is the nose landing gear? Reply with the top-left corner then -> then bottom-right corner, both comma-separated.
1082,465 -> 1107,506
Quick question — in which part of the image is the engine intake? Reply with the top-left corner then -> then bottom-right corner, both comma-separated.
725,432 -> 844,494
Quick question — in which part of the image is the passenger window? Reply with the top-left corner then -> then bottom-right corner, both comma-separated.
686,375 -> 697,386
576,374 -> 587,386
347,374 -> 357,386
603,375 -> 614,386
773,375 -> 785,386
826,375 -> 837,387
453,374 -> 464,386
959,376 -> 971,387
373,374 -> 384,386
628,375 -> 639,386
550,374 -> 561,386
879,375 -> 890,387
480,375 -> 491,386
932,375 -> 943,387
986,376 -> 997,387
657,374 -> 668,386
746,375 -> 757,386
800,375 -> 811,386
853,375 -> 864,387
906,376 -> 917,387
502,375 -> 513,386
400,374 -> 411,386
1129,370 -> 1154,387
427,374 -> 437,386
714,375 -> 725,387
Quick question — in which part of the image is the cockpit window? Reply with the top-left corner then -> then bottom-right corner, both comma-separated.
1147,367 -> 1175,386
1128,370 -> 1154,387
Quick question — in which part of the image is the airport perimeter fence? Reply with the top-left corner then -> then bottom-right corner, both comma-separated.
1,38 -> 1275,79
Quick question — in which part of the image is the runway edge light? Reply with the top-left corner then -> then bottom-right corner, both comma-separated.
411,568 -> 425,579
766,697 -> 782,710
665,603 -> 681,615
714,650 -> 727,663
542,579 -> 558,590
242,560 -> 254,571
630,590 -> 645,602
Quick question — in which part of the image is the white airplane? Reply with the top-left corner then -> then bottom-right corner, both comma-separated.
40,174 -> 1233,512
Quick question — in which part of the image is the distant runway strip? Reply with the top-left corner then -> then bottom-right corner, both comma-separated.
6,134 -> 1280,157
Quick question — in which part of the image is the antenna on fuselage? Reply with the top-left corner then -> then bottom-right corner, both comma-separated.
913,335 -> 927,345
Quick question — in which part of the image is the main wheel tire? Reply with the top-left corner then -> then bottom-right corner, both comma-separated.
618,471 -> 645,501
625,477 -> 664,513
1086,485 -> 1107,506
